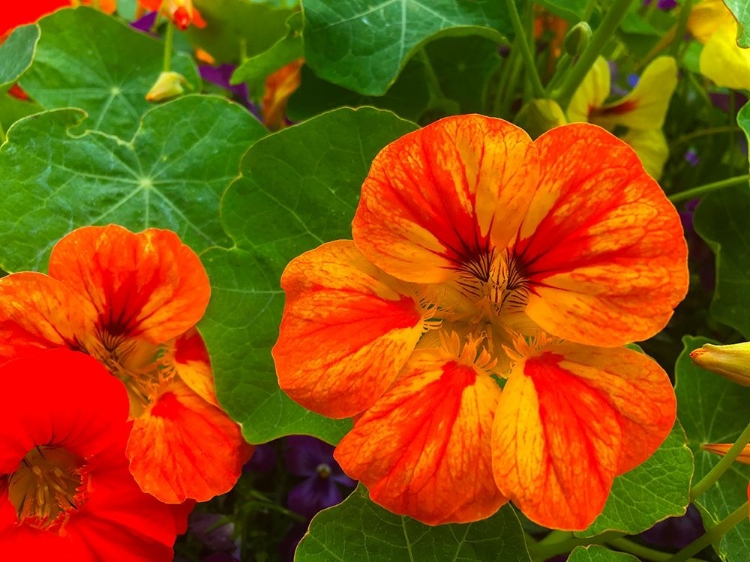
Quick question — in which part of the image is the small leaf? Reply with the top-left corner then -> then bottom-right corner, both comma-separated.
693,181 -> 750,339
295,485 -> 531,562
722,1 -> 750,48
302,0 -> 515,95
0,95 -> 264,273
0,24 -> 39,87
676,336 -> 750,560
577,422 -> 693,537
568,546 -> 639,562
231,13 -> 303,84
200,107 -> 418,444
19,7 -> 200,137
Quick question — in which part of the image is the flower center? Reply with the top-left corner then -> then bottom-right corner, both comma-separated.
7,446 -> 86,531
316,463 -> 332,479
458,250 -> 529,318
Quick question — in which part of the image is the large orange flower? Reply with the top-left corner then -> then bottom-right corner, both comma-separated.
0,348 -> 188,561
274,115 -> 687,530
0,225 -> 249,504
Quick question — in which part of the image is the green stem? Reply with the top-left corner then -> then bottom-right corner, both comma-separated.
505,0 -> 546,99
553,0 -> 634,110
538,530 -> 572,545
582,0 -> 598,21
608,538 -> 671,561
666,502 -> 749,562
545,53 -> 571,95
690,422 -> 750,501
670,125 -> 741,149
669,175 -> 750,204
528,531 -> 622,561
499,51 -> 524,118
162,21 -> 175,72
0,121 -> 6,145
492,47 -> 518,116
669,0 -> 694,58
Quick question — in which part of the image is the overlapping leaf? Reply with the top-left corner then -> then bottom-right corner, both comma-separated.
200,107 -> 417,444
0,95 -> 264,273
723,1 -> 750,48
295,485 -> 531,562
302,0 -> 515,95
568,546 -> 639,562
0,25 -> 38,87
676,336 -> 750,560
20,7 -> 199,137
577,422 -> 693,537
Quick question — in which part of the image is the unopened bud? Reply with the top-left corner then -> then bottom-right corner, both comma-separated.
702,443 -> 750,465
564,22 -> 592,58
145,71 -> 188,103
690,342 -> 750,386
516,99 -> 567,139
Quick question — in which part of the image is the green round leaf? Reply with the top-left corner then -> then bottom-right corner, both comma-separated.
0,95 -> 265,272
201,107 -> 417,444
20,7 -> 200,137
568,546 -> 639,562
302,0 -> 515,95
0,24 -> 39,87
676,336 -> 750,560
295,485 -> 531,562
577,422 -> 693,537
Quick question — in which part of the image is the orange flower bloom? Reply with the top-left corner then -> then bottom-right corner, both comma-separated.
0,225 -> 249,504
262,59 -> 303,130
0,349 -> 188,560
1,1 -> 116,39
274,116 -> 687,529
139,0 -> 206,31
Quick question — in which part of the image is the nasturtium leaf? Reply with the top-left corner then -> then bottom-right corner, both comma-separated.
568,546 -> 639,562
19,7 -> 200,138
424,35 -> 502,114
295,485 -> 531,562
676,336 -> 750,560
0,95 -> 264,273
723,1 -> 750,48
0,86 -> 42,133
200,107 -> 418,445
187,0 -> 295,63
302,0 -> 516,96
0,25 -> 39,87
287,62 -> 430,122
535,0 -> 587,20
693,182 -> 750,339
577,422 -> 693,537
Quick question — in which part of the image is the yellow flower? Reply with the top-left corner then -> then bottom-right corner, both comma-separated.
691,342 -> 750,386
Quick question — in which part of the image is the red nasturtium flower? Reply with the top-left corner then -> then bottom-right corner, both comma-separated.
0,225 -> 249,504
0,348 -> 188,560
1,1 -> 117,38
273,115 -> 688,530
139,0 -> 206,31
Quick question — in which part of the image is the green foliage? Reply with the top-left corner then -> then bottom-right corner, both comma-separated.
0,95 -> 264,273
200,107 -> 417,444
20,7 -> 199,137
0,25 -> 39,87
676,336 -> 750,560
296,485 -> 531,562
231,13 -> 303,84
302,0 -> 515,95
568,546 -> 639,562
577,422 -> 693,537
723,1 -> 750,48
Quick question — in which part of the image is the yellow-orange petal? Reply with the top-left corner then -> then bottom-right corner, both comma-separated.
567,56 -> 611,124
173,328 -> 218,407
514,124 -> 688,347
273,240 -> 424,419
702,443 -> 750,465
335,348 -> 507,525
48,225 -> 211,345
688,0 -> 736,44
621,128 -> 669,180
0,272 -> 94,365
262,59 -> 303,131
700,23 -> 750,91
353,114 -> 539,284
492,344 -> 675,530
127,381 -> 248,504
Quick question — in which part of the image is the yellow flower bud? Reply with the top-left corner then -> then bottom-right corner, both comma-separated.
702,443 -> 750,465
145,71 -> 188,103
690,342 -> 750,386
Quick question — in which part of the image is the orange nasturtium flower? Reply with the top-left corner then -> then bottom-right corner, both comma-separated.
273,115 -> 687,530
1,0 -> 116,39
139,0 -> 206,31
0,225 -> 249,504
262,59 -> 304,131
0,349 -> 188,560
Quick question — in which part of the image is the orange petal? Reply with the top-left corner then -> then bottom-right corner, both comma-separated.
262,59 -> 303,130
48,225 -> 211,345
173,328 -> 218,407
492,344 -> 675,530
127,381 -> 247,503
0,272 -> 93,365
514,124 -> 687,347
353,115 -> 539,284
273,241 -> 425,419
335,348 -> 507,525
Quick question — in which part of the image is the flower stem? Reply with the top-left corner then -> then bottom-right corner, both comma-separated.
505,0 -> 545,99
528,531 -> 622,560
552,0 -> 634,110
669,0 -> 694,58
666,501 -> 749,562
670,125 -> 742,149
608,537 -> 671,561
163,21 -> 175,72
668,175 -> 750,204
690,421 -> 750,501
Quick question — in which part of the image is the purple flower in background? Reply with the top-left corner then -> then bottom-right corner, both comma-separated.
285,436 -> 356,520
685,148 -> 699,167
641,504 -> 705,549
280,522 -> 308,562
131,11 -> 158,36
189,513 -> 239,555
199,64 -> 261,117
244,442 -> 277,474
709,92 -> 749,114
204,554 -> 240,562
643,0 -> 678,9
